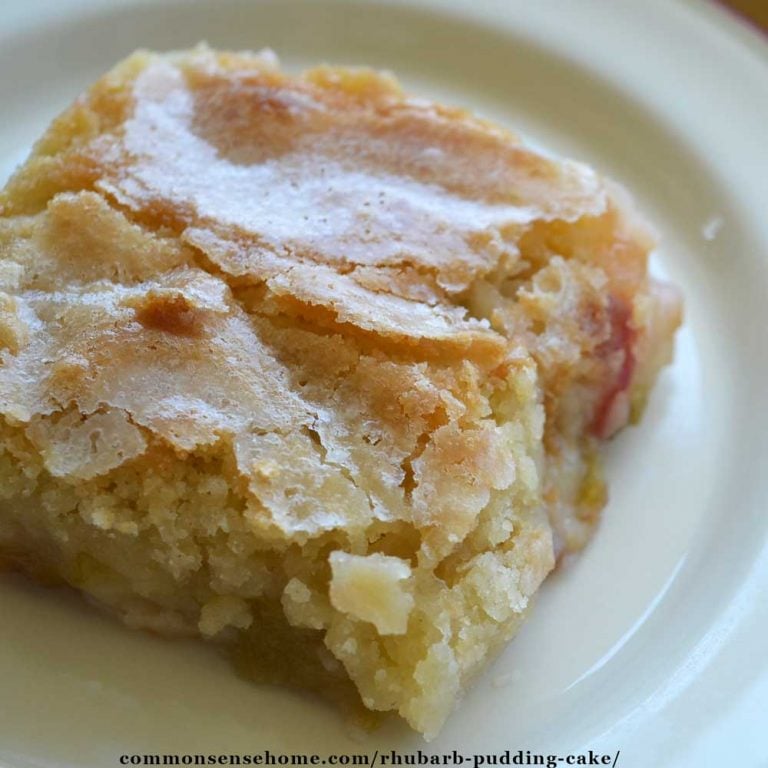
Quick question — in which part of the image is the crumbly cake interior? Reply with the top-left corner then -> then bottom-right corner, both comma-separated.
0,47 -> 681,738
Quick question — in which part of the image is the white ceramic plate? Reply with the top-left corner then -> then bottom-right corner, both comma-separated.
1,1 -> 767,766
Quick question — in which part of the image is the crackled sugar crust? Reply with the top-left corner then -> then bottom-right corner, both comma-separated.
0,48 -> 681,737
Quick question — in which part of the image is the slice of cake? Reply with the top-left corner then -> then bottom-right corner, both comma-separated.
0,47 -> 681,738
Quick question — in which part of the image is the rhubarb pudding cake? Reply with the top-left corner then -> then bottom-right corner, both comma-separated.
0,47 -> 681,737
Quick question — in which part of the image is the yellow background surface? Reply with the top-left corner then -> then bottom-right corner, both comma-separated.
721,0 -> 768,30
